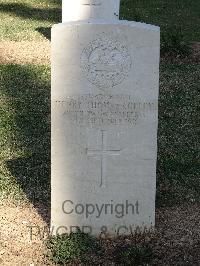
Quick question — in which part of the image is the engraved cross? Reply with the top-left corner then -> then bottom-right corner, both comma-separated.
87,130 -> 121,188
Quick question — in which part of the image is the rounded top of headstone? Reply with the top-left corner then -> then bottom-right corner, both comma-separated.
62,0 -> 120,23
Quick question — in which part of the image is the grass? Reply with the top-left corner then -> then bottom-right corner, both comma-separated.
0,0 -> 199,41
0,64 -> 50,204
120,0 -> 200,42
157,64 -> 200,206
160,28 -> 192,57
0,0 -> 61,41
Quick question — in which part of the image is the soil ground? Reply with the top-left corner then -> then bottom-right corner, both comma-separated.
0,41 -> 50,65
0,201 -> 200,265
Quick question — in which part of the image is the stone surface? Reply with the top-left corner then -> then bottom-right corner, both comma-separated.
62,0 -> 120,22
51,20 -> 160,236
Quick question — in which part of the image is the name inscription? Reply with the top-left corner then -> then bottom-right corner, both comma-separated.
55,94 -> 157,127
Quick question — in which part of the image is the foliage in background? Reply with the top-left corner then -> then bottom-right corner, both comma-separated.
46,232 -> 103,264
114,243 -> 153,265
46,231 -> 154,265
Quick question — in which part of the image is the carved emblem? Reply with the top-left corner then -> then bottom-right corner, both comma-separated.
81,36 -> 132,88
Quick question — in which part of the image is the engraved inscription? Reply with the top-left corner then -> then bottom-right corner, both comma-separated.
55,94 -> 157,127
87,130 -> 121,188
81,36 -> 132,88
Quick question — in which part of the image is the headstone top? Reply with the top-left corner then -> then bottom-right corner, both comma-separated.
62,0 -> 120,22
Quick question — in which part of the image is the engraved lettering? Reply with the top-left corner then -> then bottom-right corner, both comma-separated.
54,94 -> 157,127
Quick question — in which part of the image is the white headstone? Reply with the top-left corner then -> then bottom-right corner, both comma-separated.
62,0 -> 120,22
51,0 -> 160,236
